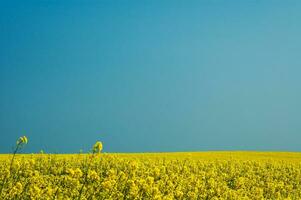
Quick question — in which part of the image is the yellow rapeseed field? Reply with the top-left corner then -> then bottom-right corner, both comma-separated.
1,137 -> 301,199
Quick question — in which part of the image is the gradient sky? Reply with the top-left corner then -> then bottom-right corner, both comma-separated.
1,1 -> 301,153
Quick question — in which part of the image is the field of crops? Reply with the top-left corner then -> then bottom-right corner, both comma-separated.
1,150 -> 301,200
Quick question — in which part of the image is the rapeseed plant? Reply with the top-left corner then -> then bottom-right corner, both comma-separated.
1,137 -> 301,199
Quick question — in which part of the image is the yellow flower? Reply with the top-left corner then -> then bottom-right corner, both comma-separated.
66,168 -> 75,176
74,168 -> 83,178
17,136 -> 28,145
15,182 -> 23,191
10,182 -> 23,196
88,170 -> 100,181
93,141 -> 103,153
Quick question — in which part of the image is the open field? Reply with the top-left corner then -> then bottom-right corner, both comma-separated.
1,152 -> 301,199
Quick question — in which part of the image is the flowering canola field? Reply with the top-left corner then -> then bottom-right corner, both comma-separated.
1,151 -> 301,200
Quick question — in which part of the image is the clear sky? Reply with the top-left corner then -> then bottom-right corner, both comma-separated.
1,1 -> 301,153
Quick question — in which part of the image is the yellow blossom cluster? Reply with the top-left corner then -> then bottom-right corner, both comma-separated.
17,136 -> 28,145
92,141 -> 103,154
0,152 -> 301,199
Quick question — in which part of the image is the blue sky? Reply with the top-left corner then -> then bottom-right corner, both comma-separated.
1,1 -> 301,153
